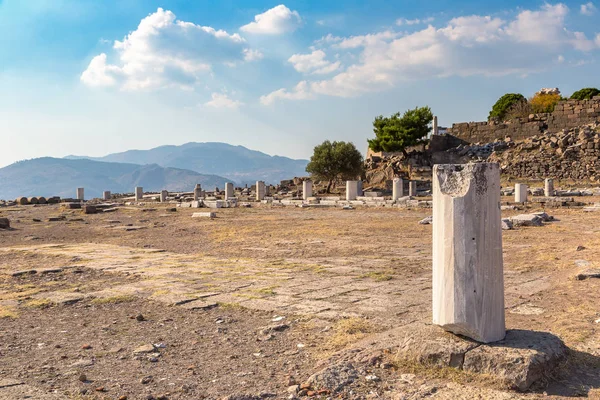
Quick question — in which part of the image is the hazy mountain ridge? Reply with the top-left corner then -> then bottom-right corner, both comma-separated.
0,157 -> 229,199
65,142 -> 309,184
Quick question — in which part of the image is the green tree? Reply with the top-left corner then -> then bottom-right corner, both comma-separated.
306,140 -> 363,193
489,93 -> 526,121
367,106 -> 433,156
570,88 -> 600,100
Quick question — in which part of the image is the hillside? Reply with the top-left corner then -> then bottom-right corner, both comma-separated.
65,142 -> 308,184
0,157 -> 229,199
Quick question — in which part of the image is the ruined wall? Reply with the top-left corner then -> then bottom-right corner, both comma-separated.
448,97 -> 600,143
487,123 -> 600,180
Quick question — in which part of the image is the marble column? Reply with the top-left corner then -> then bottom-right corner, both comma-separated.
194,184 -> 202,201
225,183 -> 234,199
346,181 -> 358,201
256,181 -> 266,201
544,179 -> 554,197
432,163 -> 505,343
409,181 -> 417,197
160,190 -> 168,202
303,180 -> 313,200
392,178 -> 404,200
102,191 -> 111,201
515,183 -> 528,203
135,187 -> 143,201
76,188 -> 84,201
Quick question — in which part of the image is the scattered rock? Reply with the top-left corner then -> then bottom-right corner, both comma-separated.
575,269 -> 600,280
418,216 -> 432,225
133,344 -> 156,355
501,218 -> 513,230
304,362 -> 359,394
509,214 -> 544,227
576,245 -> 586,251
11,270 -> 37,277
0,218 -> 10,229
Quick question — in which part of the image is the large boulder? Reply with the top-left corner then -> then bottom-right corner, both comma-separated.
0,218 -> 9,229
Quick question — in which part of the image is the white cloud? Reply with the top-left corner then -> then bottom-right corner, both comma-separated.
204,92 -> 243,109
288,50 -> 340,74
80,53 -> 122,87
81,8 -> 256,90
396,17 -> 434,26
260,81 -> 314,105
581,2 -> 597,15
263,3 -> 600,103
334,30 -> 400,49
240,5 -> 301,35
243,48 -> 264,61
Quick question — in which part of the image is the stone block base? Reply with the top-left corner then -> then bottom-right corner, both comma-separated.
392,323 -> 567,391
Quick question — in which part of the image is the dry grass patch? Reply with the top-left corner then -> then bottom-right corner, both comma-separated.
0,305 -> 18,319
321,317 -> 380,354
360,270 -> 394,281
23,299 -> 53,309
91,295 -> 136,304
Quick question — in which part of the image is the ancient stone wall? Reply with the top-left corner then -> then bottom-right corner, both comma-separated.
448,97 -> 600,143
487,123 -> 600,180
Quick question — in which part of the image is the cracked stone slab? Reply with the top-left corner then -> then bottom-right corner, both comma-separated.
33,291 -> 87,305
509,304 -> 546,315
574,269 -> 600,280
0,380 -> 67,399
0,379 -> 23,389
389,323 -> 567,391
178,300 -> 218,310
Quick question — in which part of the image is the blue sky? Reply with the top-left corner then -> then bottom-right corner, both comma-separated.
1,0 -> 599,167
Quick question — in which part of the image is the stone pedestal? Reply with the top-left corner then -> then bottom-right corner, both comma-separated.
303,180 -> 313,200
256,181 -> 266,201
194,184 -> 202,201
76,188 -> 84,201
515,184 -> 528,203
392,178 -> 404,200
135,187 -> 143,201
432,163 -> 505,343
102,191 -> 111,201
160,190 -> 168,202
346,181 -> 358,201
544,179 -> 554,197
225,183 -> 234,199
409,181 -> 417,197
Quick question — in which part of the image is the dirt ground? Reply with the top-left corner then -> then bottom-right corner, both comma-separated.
1,201 -> 600,399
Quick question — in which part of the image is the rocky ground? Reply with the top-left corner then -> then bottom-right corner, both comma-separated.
1,201 -> 600,399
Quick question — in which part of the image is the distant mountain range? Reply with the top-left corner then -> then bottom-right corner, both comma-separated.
0,143 -> 309,200
65,142 -> 309,184
0,157 -> 229,199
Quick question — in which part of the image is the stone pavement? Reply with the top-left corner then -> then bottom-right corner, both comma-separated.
0,243 -> 552,330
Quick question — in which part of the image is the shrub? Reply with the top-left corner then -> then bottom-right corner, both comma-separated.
489,93 -> 526,121
570,88 -> 600,100
530,93 -> 561,113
